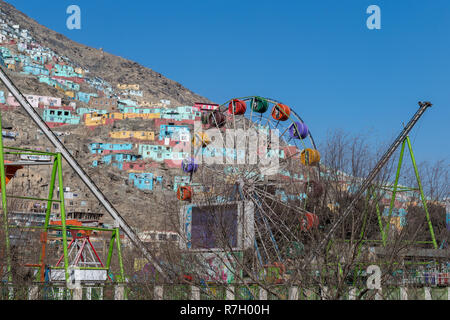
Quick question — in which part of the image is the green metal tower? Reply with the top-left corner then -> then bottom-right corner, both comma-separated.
0,110 -> 124,299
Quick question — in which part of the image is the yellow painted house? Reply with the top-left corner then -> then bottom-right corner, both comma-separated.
65,90 -> 75,98
117,84 -> 140,90
122,113 -> 160,120
110,131 -> 155,141
84,112 -> 104,126
84,111 -> 159,127
74,67 -> 85,76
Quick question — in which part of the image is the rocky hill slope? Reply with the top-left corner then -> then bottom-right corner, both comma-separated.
0,1 -> 213,232
0,0 -> 211,106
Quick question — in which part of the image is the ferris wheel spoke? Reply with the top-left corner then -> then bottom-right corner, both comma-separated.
243,189 -> 284,261
250,188 -> 302,244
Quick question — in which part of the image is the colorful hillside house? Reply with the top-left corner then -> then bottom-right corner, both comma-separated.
77,108 -> 107,117
138,144 -> 189,162
159,125 -> 190,141
129,173 -> 154,191
89,143 -> 133,154
173,176 -> 190,191
43,108 -> 80,126
110,131 -> 155,141
77,92 -> 98,104
92,153 -> 142,168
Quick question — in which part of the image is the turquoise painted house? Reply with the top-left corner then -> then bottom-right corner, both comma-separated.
160,106 -> 200,121
43,109 -> 80,125
53,64 -> 81,78
173,176 -> 190,191
89,143 -> 133,154
77,92 -> 98,104
77,108 -> 107,117
129,173 -> 154,191
138,144 -> 189,161
159,124 -> 190,140
92,153 -> 142,167
22,63 -> 49,76
38,76 -> 61,89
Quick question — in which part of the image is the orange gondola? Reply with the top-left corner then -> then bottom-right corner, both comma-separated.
271,103 -> 291,121
177,186 -> 192,201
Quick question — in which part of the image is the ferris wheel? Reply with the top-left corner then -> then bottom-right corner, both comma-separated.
176,96 -> 324,277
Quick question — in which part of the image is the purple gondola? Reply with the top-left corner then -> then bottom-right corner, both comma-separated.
289,122 -> 309,139
182,158 -> 198,173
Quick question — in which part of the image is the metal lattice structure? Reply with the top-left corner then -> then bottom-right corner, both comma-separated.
0,66 -> 167,281
0,111 -> 125,290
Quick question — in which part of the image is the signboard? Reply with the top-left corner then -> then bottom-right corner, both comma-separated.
50,269 -> 107,282
195,252 -> 236,283
180,201 -> 254,251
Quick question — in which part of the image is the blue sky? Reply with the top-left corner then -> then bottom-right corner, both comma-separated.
6,0 -> 450,164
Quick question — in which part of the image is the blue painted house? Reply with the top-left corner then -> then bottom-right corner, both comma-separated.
138,144 -> 189,161
22,63 -> 49,76
173,176 -> 190,191
43,109 -> 80,125
89,143 -> 133,154
77,108 -> 108,117
159,124 -> 190,140
129,173 -> 154,191
92,153 -> 142,168
77,92 -> 98,104
160,106 -> 199,121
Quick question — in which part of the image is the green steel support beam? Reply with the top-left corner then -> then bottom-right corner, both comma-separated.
375,199 -> 386,244
106,232 -> 115,270
56,154 -> 70,282
115,227 -> 125,283
0,112 -> 12,285
37,159 -> 58,281
2,146 -> 57,155
382,140 -> 406,245
405,136 -> 438,249
5,195 -> 61,202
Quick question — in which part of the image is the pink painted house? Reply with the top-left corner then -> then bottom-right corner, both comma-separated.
193,102 -> 219,112
24,94 -> 62,109
6,93 -> 21,107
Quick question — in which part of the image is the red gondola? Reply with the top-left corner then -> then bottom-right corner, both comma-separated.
208,110 -> 226,127
228,99 -> 247,115
300,212 -> 319,231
